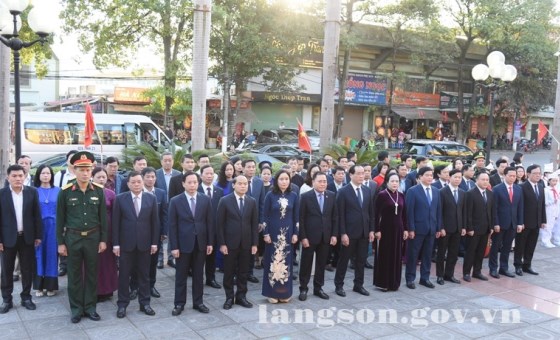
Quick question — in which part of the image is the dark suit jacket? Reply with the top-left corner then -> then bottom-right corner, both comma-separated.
299,189 -> 338,245
405,184 -> 442,235
337,183 -> 374,239
490,173 -> 504,187
168,192 -> 214,253
155,168 -> 181,195
404,170 -> 417,192
465,187 -> 494,235
459,178 -> 476,191
521,181 -> 546,228
216,193 -> 258,250
439,186 -> 466,233
112,192 -> 159,252
247,177 -> 265,224
492,183 -> 523,230
198,184 -> 224,243
326,181 -> 344,194
431,180 -> 447,190
0,186 -> 43,247
168,173 -> 185,200
149,187 -> 168,236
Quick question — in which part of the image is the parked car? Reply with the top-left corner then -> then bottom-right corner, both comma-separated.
256,129 -> 298,145
400,139 -> 474,163
31,152 -> 104,170
248,144 -> 310,163
282,128 -> 320,151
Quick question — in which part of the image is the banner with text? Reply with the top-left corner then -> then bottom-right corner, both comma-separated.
335,73 -> 387,106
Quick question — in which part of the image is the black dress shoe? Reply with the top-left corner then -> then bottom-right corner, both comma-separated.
473,273 -> 488,281
140,305 -> 156,316
21,300 -> 36,310
129,289 -> 138,300
193,304 -> 210,313
150,287 -> 161,298
116,307 -> 126,318
314,289 -> 329,300
0,302 -> 13,314
13,275 -> 19,282
406,281 -> 416,289
206,280 -> 222,289
444,276 -> 461,284
436,277 -> 445,285
515,268 -> 523,276
499,269 -> 515,278
167,260 -> 176,268
71,315 -> 81,323
335,288 -> 346,297
353,286 -> 370,296
490,271 -> 500,279
58,269 -> 67,277
157,261 -> 164,269
463,275 -> 471,282
235,297 -> 253,308
247,275 -> 259,283
84,311 -> 101,321
298,290 -> 308,301
171,305 -> 184,316
223,299 -> 233,310
365,262 -> 373,269
419,280 -> 435,288
325,264 -> 335,272
523,267 -> 539,275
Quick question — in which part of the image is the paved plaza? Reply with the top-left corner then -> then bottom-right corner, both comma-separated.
2,242 -> 560,339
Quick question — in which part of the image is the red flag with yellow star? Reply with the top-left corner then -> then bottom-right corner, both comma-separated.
297,119 -> 312,152
537,120 -> 548,145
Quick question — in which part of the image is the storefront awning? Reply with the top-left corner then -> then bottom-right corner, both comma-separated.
111,104 -> 150,113
391,107 -> 456,122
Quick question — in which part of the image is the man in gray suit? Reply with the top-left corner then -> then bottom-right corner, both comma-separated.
155,152 -> 179,269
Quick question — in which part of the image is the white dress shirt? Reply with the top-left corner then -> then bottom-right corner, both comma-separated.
10,186 -> 24,232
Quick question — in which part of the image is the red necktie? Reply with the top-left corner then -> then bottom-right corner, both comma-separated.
508,186 -> 513,203
553,188 -> 558,200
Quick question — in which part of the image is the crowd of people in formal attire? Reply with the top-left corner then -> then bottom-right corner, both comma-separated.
1,148 -> 559,324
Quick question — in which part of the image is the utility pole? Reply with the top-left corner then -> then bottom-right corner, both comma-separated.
191,0 -> 212,151
0,45 -> 10,184
319,0 -> 341,146
551,42 -> 560,169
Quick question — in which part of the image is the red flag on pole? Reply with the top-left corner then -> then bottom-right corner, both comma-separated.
297,119 -> 312,152
537,120 -> 548,145
84,102 -> 95,147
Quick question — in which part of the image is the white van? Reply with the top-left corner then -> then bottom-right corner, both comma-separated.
21,111 -> 173,163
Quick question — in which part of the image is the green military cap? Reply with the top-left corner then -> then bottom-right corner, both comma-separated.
70,151 -> 95,167
473,150 -> 486,160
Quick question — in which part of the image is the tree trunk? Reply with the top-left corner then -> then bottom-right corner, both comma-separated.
456,41 -> 472,143
334,47 -> 351,140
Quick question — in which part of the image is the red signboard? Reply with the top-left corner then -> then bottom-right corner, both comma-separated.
391,89 -> 440,107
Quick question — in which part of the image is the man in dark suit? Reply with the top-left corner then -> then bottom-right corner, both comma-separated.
130,167 -> 168,299
490,166 -> 523,278
490,159 -> 508,187
120,156 -> 148,193
325,165 -> 346,272
113,171 -> 160,318
326,166 -> 346,193
515,165 -> 546,276
463,171 -> 494,282
459,164 -> 476,191
432,165 -> 450,189
242,159 -> 264,283
155,151 -> 180,196
198,165 -> 224,289
298,172 -> 338,301
217,175 -> 258,310
436,169 -> 466,285
334,165 -> 375,297
371,151 -> 390,177
404,157 -> 428,192
169,171 -> 214,316
405,166 -> 441,289
0,165 -> 43,314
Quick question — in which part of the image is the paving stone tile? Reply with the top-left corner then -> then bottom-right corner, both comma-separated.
196,324 -> 257,340
85,324 -> 145,340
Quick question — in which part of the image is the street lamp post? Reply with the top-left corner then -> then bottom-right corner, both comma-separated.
471,51 -> 517,164
0,0 -> 55,159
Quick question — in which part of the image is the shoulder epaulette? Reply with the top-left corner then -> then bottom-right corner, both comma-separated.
62,183 -> 73,190
92,182 -> 104,189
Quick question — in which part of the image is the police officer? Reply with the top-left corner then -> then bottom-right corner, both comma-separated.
56,151 -> 108,324
472,150 -> 487,177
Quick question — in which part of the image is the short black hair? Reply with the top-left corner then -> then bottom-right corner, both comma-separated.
182,154 -> 194,162
496,159 -> 508,167
434,164 -> 446,176
378,151 -> 389,161
349,164 -> 363,175
504,166 -> 516,175
242,159 -> 256,167
417,166 -> 433,178
127,170 -> 142,182
462,164 -> 474,172
312,171 -> 327,181
346,151 -> 356,159
416,156 -> 427,164
333,166 -> 345,175
160,151 -> 173,159
141,167 -> 156,176
200,164 -> 213,174
475,170 -> 490,180
401,154 -> 411,163
92,167 -> 107,179
449,169 -> 462,177
17,155 -> 31,163
66,150 -> 79,160
287,156 -> 298,163
397,163 -> 407,170
337,156 -> 347,162
104,156 -> 119,165
181,170 -> 199,183
527,164 -> 540,174
7,164 -> 24,175
133,156 -> 147,164
198,154 -> 209,161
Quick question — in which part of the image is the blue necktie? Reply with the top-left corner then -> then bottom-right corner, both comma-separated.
190,197 -> 196,217
318,193 -> 324,213
483,191 -> 487,203
426,187 -> 432,205
357,187 -> 363,207
453,189 -> 458,203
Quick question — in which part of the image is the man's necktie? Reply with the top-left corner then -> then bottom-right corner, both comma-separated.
453,189 -> 458,203
239,197 -> 244,214
426,187 -> 432,205
508,186 -> 513,203
134,196 -> 140,217
534,184 -> 539,199
357,187 -> 363,207
248,181 -> 252,196
207,186 -> 212,198
190,197 -> 196,217
318,193 -> 324,213
483,191 -> 487,203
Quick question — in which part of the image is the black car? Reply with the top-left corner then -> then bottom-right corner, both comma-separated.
256,129 -> 298,145
401,139 -> 474,163
248,144 -> 310,163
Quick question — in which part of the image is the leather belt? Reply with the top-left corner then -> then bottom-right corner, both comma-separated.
17,231 -> 23,236
66,226 -> 99,237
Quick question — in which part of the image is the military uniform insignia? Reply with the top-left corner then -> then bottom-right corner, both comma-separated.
62,183 -> 74,190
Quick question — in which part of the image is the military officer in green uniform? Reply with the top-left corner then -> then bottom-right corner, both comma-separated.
473,150 -> 487,176
56,151 -> 108,324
